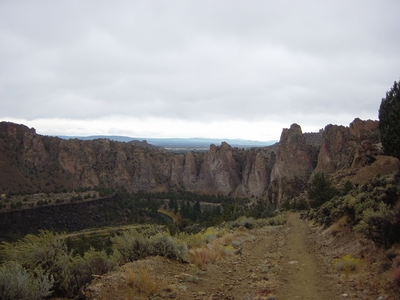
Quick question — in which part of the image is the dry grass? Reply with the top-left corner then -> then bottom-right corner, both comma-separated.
186,241 -> 235,269
126,264 -> 158,296
219,233 -> 236,246
126,268 -> 135,287
329,215 -> 350,236
186,247 -> 218,268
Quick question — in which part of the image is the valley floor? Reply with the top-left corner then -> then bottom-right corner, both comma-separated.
85,213 -> 396,299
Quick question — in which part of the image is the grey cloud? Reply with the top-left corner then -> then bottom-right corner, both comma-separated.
1,0 -> 400,135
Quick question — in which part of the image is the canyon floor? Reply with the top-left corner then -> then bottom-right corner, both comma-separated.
85,213 -> 395,300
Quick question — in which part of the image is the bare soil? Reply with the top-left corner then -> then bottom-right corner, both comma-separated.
85,213 -> 395,299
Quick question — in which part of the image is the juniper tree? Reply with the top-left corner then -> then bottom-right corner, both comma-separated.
379,79 -> 400,159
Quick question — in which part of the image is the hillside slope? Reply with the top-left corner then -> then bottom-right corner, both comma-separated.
85,213 -> 398,299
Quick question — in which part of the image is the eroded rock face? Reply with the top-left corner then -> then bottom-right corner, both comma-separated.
235,148 -> 276,197
268,124 -> 314,205
0,122 -> 275,197
196,143 -> 240,194
313,118 -> 380,175
0,119 -> 387,207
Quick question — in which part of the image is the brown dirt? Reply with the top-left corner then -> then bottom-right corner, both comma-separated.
274,213 -> 341,300
85,213 -> 394,299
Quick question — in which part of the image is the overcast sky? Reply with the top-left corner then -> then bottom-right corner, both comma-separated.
1,1 -> 399,141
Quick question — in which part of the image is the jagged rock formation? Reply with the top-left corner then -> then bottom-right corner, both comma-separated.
313,118 -> 381,175
235,149 -> 275,197
0,118 -> 390,208
303,130 -> 324,147
267,124 -> 314,205
0,122 -> 274,197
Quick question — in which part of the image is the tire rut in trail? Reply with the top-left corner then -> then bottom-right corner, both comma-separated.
275,212 -> 341,300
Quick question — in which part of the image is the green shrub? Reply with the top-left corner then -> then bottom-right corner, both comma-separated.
309,173 -> 400,247
148,233 -> 187,261
353,203 -> 399,247
0,261 -> 54,300
266,214 -> 287,226
0,230 -> 118,297
111,229 -> 188,263
111,229 -> 149,263
82,247 -> 116,276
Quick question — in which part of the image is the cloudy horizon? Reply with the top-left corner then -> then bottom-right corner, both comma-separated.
1,1 -> 399,141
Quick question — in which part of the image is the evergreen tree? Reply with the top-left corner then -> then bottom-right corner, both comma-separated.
193,200 -> 201,221
379,79 -> 400,159
308,172 -> 339,208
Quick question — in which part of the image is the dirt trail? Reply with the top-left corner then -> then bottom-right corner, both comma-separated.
275,212 -> 341,300
87,213 -> 349,299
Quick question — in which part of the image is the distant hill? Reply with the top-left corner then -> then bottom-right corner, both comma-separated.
58,135 -> 277,148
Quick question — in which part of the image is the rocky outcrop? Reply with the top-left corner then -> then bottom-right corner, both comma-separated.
235,148 -> 276,197
0,118 -> 389,208
196,143 -> 240,194
303,130 -> 324,147
313,118 -> 381,175
267,124 -> 314,205
0,122 -> 275,197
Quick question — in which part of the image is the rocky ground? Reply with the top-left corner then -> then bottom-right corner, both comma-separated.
85,213 -> 398,300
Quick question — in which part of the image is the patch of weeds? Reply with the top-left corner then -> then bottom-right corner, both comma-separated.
129,265 -> 158,296
329,215 -> 349,236
266,214 -> 287,226
176,227 -> 219,249
186,247 -> 218,269
186,240 -> 235,269
334,254 -> 359,279
219,233 -> 236,246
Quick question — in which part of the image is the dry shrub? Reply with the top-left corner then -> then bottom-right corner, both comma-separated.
219,233 -> 236,246
334,254 -> 359,279
186,247 -> 215,268
186,241 -> 234,268
177,227 -> 220,249
127,265 -> 158,295
329,216 -> 349,236
126,268 -> 135,288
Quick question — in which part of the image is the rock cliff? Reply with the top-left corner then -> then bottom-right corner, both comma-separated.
267,124 -> 314,205
313,118 -> 381,175
0,122 -> 274,197
0,119 -> 388,207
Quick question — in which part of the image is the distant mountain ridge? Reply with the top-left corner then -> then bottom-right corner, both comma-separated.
58,135 -> 277,148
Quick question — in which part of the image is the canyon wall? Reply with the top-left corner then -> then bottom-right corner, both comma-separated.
0,119 -> 382,205
313,118 -> 381,175
267,123 -> 314,205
